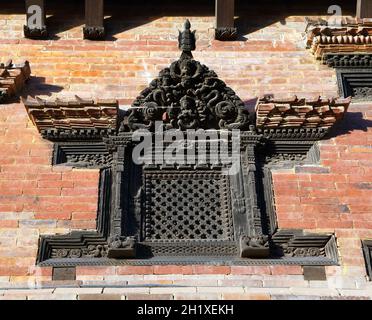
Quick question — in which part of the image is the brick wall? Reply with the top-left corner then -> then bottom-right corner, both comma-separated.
1,0 -> 372,300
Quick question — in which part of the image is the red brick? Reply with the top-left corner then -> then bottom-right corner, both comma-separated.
0,267 -> 28,276
116,266 -> 154,275
230,266 -> 271,275
38,180 -> 73,188
28,266 -> 53,277
192,266 -> 231,275
76,267 -> 116,276
153,265 -> 193,275
61,188 -> 98,197
270,266 -> 303,275
0,220 -> 18,228
35,212 -> 71,220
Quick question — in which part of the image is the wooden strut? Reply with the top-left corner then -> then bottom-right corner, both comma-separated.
357,0 -> 372,19
215,0 -> 237,41
24,0 -> 47,39
84,0 -> 105,40
24,1 -> 237,41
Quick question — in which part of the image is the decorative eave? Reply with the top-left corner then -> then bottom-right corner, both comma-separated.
0,60 -> 31,103
256,96 -> 350,139
23,96 -> 119,140
323,53 -> 372,68
306,24 -> 372,60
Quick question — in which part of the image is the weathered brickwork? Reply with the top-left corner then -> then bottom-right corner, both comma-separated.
0,0 -> 371,299
272,102 -> 372,267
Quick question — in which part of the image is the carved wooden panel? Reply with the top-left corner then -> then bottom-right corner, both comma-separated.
25,21 -> 346,267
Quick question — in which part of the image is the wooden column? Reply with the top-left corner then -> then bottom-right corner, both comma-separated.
84,0 -> 105,40
357,0 -> 372,18
24,0 -> 47,39
215,0 -> 237,40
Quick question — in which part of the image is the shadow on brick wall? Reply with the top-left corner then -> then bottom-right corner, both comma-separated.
329,111 -> 372,138
21,77 -> 64,99
0,0 -> 356,41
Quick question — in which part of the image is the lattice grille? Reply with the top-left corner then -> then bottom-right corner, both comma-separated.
144,172 -> 233,241
149,242 -> 238,256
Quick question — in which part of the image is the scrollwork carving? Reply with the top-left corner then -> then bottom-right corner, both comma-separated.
125,21 -> 251,132
107,236 -> 137,259
240,235 -> 270,258
52,245 -> 108,259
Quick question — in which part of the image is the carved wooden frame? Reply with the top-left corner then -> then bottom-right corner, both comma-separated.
33,21 -> 342,267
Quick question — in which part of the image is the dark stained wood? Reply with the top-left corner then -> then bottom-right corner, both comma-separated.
84,0 -> 105,40
215,0 -> 235,28
357,0 -> 372,18
24,0 -> 47,39
215,0 -> 237,40
52,267 -> 76,281
85,0 -> 104,28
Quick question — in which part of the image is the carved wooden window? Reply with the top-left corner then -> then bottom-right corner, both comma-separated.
325,53 -> 372,101
25,21 -> 347,267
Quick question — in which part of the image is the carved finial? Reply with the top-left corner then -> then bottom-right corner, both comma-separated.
184,19 -> 191,30
178,19 -> 196,59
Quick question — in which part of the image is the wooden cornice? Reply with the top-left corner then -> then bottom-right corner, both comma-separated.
306,19 -> 372,60
23,96 -> 119,139
256,96 -> 350,130
0,60 -> 31,103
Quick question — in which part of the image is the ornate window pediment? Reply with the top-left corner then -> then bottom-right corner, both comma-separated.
24,21 -> 349,267
306,20 -> 372,101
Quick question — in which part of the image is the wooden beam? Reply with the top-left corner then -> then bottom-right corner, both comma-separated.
84,0 -> 105,40
215,0 -> 237,40
24,0 -> 47,39
357,0 -> 372,19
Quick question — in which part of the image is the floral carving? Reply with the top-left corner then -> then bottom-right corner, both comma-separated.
126,21 -> 251,132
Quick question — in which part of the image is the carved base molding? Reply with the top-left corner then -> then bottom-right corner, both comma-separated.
215,27 -> 238,41
38,229 -> 338,267
23,25 -> 48,39
83,26 -> 105,40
